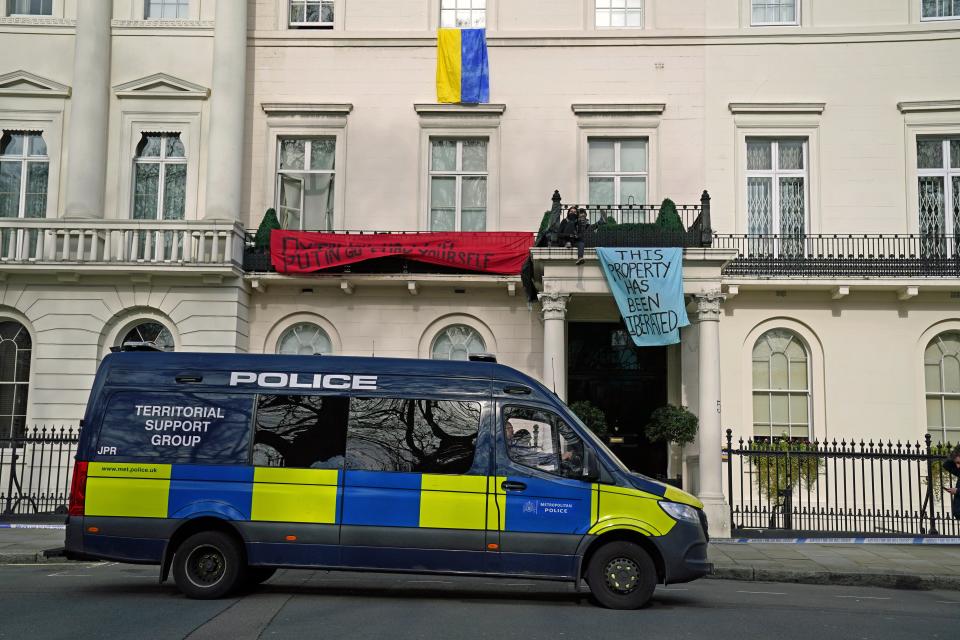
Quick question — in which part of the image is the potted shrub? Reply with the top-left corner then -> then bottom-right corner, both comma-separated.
644,404 -> 698,483
570,400 -> 610,440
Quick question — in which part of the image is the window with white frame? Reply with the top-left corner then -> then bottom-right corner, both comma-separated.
0,131 -> 48,220
0,320 -> 31,441
751,0 -> 799,25
587,138 -> 647,214
440,0 -> 485,28
289,0 -> 334,27
921,0 -> 960,20
276,138 -> 336,231
925,331 -> 960,445
431,325 -> 486,361
917,137 -> 960,258
277,322 -> 332,355
746,137 -> 807,256
120,321 -> 175,352
595,0 -> 643,28
144,0 -> 188,19
132,133 -> 186,221
6,0 -> 52,15
429,138 -> 487,232
752,329 -> 810,440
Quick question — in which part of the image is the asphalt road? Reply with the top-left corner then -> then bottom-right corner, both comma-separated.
0,563 -> 955,640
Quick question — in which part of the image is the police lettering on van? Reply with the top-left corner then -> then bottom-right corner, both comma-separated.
228,371 -> 378,390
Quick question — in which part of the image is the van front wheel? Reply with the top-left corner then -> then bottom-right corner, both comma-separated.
173,531 -> 245,599
585,541 -> 657,610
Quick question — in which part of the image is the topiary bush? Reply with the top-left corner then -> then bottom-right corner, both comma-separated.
644,404 -> 698,447
254,208 -> 281,251
655,198 -> 685,232
570,400 -> 610,440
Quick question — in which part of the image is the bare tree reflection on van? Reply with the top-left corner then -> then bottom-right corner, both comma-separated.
252,395 -> 480,474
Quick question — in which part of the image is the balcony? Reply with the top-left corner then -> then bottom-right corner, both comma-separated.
0,219 -> 245,276
716,234 -> 960,278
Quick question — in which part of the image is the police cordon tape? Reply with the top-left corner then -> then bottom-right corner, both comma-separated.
0,523 -> 66,530
717,537 -> 960,545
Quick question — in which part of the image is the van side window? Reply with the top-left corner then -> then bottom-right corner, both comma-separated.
345,398 -> 481,474
503,406 -> 584,479
253,395 -> 349,469
94,392 -> 253,464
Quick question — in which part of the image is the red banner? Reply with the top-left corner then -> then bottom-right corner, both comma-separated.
271,231 -> 534,275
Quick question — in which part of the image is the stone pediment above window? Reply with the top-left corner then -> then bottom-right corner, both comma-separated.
0,70 -> 71,98
113,73 -> 210,99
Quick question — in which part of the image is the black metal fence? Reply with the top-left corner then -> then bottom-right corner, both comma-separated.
1,426 -> 79,519
715,234 -> 960,277
726,430 -> 960,537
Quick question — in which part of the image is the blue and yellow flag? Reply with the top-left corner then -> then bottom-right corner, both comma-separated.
436,28 -> 489,104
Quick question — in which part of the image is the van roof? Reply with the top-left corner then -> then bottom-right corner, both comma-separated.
100,351 -> 546,388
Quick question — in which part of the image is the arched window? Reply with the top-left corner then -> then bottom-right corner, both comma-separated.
431,324 -> 486,361
925,331 -> 960,444
277,322 -> 332,355
752,329 -> 810,440
0,321 -> 31,440
120,321 -> 175,352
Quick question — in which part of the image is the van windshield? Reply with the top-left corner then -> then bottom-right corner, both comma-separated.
565,409 -> 629,474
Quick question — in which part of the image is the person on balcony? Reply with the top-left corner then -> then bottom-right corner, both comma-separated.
557,206 -> 587,265
945,445 -> 960,519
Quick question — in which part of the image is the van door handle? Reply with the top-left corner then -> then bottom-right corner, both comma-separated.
501,481 -> 527,492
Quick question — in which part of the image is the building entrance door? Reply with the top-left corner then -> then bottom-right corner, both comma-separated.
567,322 -> 668,479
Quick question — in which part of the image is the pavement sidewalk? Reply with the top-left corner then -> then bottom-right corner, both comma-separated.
3,525 -> 960,591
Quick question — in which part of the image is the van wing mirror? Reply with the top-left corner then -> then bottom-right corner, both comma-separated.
582,448 -> 602,483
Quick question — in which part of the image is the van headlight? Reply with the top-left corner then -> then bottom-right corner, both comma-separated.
659,501 -> 700,523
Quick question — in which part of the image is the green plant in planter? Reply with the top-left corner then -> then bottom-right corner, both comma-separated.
750,438 -> 823,501
644,404 -> 698,448
654,198 -> 685,232
254,208 -> 281,251
569,400 -> 610,440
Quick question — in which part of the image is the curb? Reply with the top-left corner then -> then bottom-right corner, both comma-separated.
709,565 -> 960,591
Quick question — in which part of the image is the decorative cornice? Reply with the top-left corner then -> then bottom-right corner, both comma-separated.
728,102 -> 826,115
261,102 -> 354,117
0,16 -> 74,26
113,73 -> 209,99
111,19 -> 214,29
414,103 -> 506,117
897,100 -> 960,113
538,292 -> 569,319
571,103 -> 666,116
0,70 -> 70,98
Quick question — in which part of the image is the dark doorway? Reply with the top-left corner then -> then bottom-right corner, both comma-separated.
567,322 -> 668,479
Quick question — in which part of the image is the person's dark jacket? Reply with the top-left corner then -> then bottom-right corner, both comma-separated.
558,215 -> 586,239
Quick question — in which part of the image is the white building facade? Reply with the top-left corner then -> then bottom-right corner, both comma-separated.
1,0 -> 960,534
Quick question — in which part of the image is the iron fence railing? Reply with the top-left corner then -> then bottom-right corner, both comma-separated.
1,426 -> 79,519
716,234 -> 960,277
726,430 -> 959,537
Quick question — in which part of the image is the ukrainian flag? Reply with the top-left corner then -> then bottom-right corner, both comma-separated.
436,28 -> 490,104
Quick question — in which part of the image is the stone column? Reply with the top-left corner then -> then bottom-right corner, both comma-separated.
63,0 -> 112,218
695,290 -> 730,537
203,0 -> 248,220
539,292 -> 569,401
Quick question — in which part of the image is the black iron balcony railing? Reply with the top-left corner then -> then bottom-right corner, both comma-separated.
716,234 -> 960,278
537,189 -> 713,249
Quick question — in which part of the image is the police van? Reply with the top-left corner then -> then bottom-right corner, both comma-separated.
65,351 -> 710,609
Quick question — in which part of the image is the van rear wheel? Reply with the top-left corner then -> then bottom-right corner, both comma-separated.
173,531 -> 244,599
585,541 -> 657,610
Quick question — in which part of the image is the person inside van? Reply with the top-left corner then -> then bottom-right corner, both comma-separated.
505,422 -> 556,472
